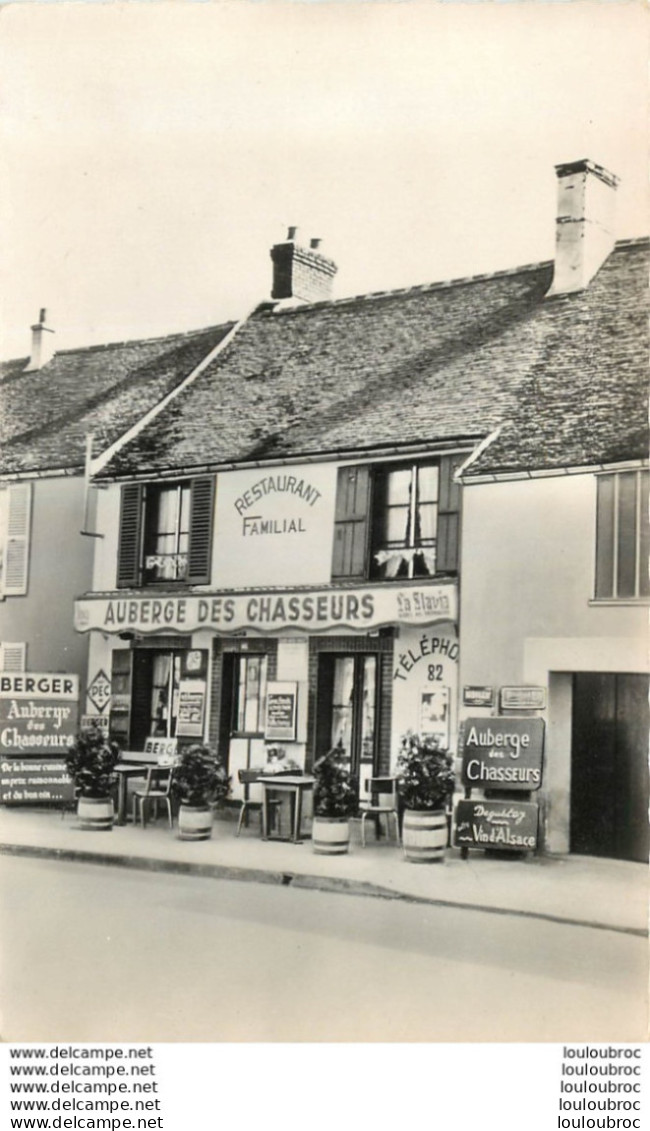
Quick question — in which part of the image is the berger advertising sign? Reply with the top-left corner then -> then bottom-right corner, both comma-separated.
454,799 -> 539,851
461,716 -> 544,791
74,583 -> 458,636
0,673 -> 79,755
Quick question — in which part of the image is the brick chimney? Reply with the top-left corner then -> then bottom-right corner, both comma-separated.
26,308 -> 55,370
270,227 -> 338,304
547,159 -> 619,297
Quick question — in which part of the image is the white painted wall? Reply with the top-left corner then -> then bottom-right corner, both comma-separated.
460,473 -> 648,854
460,474 -> 647,690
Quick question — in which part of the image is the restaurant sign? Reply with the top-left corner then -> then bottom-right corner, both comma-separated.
454,799 -> 539,851
1,757 -> 74,805
461,716 -> 544,791
0,673 -> 79,755
74,583 -> 457,636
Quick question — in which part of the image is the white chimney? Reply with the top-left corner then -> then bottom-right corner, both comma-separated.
547,159 -> 619,297
26,308 -> 55,370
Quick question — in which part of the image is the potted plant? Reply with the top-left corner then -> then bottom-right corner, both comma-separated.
395,731 -> 455,862
172,743 -> 230,841
65,724 -> 120,831
311,742 -> 357,855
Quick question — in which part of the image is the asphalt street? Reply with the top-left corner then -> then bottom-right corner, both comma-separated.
1,856 -> 646,1042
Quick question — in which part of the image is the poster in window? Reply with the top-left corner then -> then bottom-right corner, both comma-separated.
176,680 -> 206,738
419,686 -> 450,748
265,681 -> 298,742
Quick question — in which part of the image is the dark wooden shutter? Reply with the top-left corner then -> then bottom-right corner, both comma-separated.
116,484 -> 144,588
436,456 -> 462,574
331,465 -> 371,579
187,476 -> 215,584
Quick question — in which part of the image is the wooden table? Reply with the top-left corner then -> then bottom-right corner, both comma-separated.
114,758 -> 157,825
258,774 -> 315,844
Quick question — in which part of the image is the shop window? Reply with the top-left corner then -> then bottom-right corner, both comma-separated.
129,648 -> 184,750
232,654 -> 268,735
595,469 -> 649,600
0,483 -> 32,597
116,476 -> 215,588
331,456 -> 462,581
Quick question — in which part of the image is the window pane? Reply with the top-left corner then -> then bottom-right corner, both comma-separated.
385,468 -> 411,506
417,502 -> 437,544
235,654 -> 268,733
417,464 -> 439,503
595,475 -> 615,599
385,506 -> 410,546
640,473 -> 649,598
360,657 -> 377,764
616,473 -> 637,598
331,657 -> 354,768
151,653 -> 172,736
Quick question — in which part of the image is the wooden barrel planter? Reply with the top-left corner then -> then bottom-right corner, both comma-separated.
312,816 -> 351,855
77,796 -> 114,831
178,803 -> 213,841
402,809 -> 447,862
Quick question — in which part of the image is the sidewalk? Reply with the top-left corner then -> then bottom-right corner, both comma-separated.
0,805 -> 647,936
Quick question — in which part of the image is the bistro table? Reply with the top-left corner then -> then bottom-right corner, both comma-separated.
258,774 -> 315,844
114,755 -> 157,825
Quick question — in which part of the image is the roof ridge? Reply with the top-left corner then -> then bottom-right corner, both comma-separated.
261,259 -> 554,318
54,320 -> 233,358
259,236 -> 649,319
0,321 -> 234,368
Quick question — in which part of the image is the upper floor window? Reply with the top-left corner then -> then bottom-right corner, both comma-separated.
143,483 -> 191,583
117,477 -> 215,589
595,469 -> 649,601
0,483 -> 32,598
371,462 -> 439,579
331,456 -> 462,582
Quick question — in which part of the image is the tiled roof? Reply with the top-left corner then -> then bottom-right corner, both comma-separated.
0,323 -> 233,476
100,261 -> 556,476
100,238 -> 647,480
463,239 -> 649,477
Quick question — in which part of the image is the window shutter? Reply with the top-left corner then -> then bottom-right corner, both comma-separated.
3,483 -> 32,596
436,456 -> 462,574
331,465 -> 371,579
116,484 -> 144,589
187,476 -> 215,584
0,642 -> 26,671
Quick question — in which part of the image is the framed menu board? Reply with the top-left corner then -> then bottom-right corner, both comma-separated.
265,681 -> 298,742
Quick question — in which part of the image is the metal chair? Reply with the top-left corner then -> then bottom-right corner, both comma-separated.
359,777 -> 400,847
132,765 -> 175,829
236,769 -> 282,836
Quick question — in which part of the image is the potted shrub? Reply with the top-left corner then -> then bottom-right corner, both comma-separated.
311,743 -> 357,855
65,724 -> 120,831
395,731 -> 455,862
173,743 -> 230,841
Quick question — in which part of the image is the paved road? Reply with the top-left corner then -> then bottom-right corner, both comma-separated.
1,856 -> 646,1042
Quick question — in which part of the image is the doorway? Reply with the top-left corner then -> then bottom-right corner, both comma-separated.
571,672 -> 649,862
316,653 -> 379,796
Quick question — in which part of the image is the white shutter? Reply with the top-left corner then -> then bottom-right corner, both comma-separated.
3,483 -> 32,595
0,642 -> 27,671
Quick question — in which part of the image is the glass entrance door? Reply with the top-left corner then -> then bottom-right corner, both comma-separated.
317,654 -> 378,797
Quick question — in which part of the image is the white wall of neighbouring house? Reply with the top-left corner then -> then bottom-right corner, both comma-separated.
0,475 -> 94,686
459,473 -> 648,854
459,473 -> 646,689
